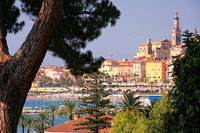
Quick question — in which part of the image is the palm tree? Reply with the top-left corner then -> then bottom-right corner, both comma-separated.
121,91 -> 141,110
57,99 -> 76,120
25,115 -> 34,133
48,104 -> 57,126
32,112 -> 52,133
19,112 -> 26,133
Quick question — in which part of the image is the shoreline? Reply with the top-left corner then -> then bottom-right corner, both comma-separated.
27,94 -> 123,101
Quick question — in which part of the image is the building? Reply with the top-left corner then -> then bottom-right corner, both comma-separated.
170,44 -> 186,57
32,65 -> 77,87
132,60 -> 146,82
135,39 -> 172,61
154,39 -> 171,60
99,59 -> 119,76
118,59 -> 134,75
171,12 -> 181,46
164,59 -> 171,82
37,65 -> 70,81
147,37 -> 152,54
134,12 -> 182,61
134,41 -> 161,59
145,60 -> 165,82
118,59 -> 134,82
168,28 -> 198,82
100,13 -> 194,84
45,115 -> 113,133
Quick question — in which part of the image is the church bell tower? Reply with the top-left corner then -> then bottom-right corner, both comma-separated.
172,12 -> 181,46
147,37 -> 152,54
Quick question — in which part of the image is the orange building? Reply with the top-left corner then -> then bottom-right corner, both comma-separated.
117,59 -> 134,82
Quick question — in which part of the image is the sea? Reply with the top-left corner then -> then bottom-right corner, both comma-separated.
17,98 -> 72,133
17,98 -> 120,133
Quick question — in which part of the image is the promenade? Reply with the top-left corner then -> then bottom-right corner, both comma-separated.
27,93 -> 124,101
23,109 -> 46,114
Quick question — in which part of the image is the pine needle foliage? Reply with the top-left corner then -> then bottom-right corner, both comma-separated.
19,0 -> 120,76
167,31 -> 200,132
75,72 -> 114,133
1,0 -> 120,76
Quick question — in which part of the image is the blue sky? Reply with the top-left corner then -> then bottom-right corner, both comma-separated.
7,0 -> 200,66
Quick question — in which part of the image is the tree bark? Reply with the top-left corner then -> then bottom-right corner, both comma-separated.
0,28 -> 11,62
0,0 -> 63,132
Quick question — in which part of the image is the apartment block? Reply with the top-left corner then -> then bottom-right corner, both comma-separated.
145,60 -> 165,82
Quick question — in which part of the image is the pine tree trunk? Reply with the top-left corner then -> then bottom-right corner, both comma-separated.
0,0 -> 63,132
0,27 -> 11,62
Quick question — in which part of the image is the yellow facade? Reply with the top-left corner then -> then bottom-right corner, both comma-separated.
146,61 -> 165,82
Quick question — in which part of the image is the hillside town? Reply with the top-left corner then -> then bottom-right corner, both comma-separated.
100,13 -> 191,85
32,13 -> 197,90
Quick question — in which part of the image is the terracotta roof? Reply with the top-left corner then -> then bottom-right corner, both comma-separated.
171,44 -> 185,48
134,56 -> 146,60
54,69 -> 65,72
139,42 -> 161,47
118,61 -> 134,66
45,115 -> 113,133
104,59 -> 113,62
133,60 -> 145,63
119,60 -> 134,63
151,42 -> 161,45
139,44 -> 147,47
145,60 -> 165,63
83,82 -> 88,86
118,65 -> 133,67
103,64 -> 112,66
180,54 -> 185,58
